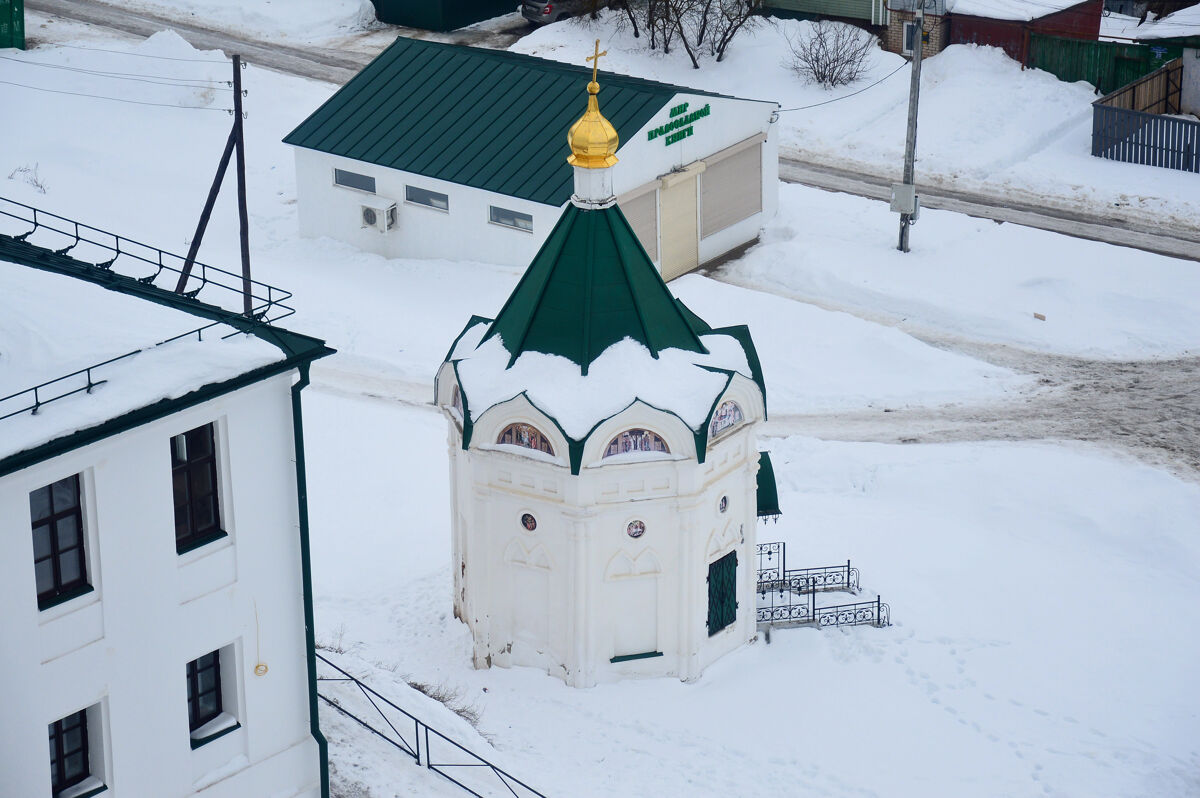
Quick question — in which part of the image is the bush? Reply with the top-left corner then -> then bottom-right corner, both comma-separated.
785,21 -> 877,88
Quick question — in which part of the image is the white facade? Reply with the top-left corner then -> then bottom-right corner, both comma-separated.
436,366 -> 765,687
292,91 -> 778,279
0,374 -> 322,798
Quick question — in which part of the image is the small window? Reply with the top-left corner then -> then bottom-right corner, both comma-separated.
497,423 -> 554,455
709,401 -> 744,438
187,651 -> 223,732
604,429 -> 670,458
489,206 -> 533,232
171,423 -> 225,554
48,710 -> 89,795
30,474 -> 91,610
406,185 -> 449,211
186,646 -> 240,748
333,168 -> 376,193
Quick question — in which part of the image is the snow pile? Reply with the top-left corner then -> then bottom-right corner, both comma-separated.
947,0 -> 1079,21
512,18 -> 1200,228
90,0 -> 378,42
0,258 -> 282,459
723,184 -> 1200,358
451,322 -> 753,438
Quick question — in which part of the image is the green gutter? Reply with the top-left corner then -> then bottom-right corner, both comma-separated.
290,362 -> 330,798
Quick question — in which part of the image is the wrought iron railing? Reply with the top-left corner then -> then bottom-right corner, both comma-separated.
315,652 -> 549,798
756,587 -> 890,629
0,195 -> 294,322
756,543 -> 860,595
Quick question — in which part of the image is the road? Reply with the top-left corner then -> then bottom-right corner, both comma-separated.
24,0 -> 1200,479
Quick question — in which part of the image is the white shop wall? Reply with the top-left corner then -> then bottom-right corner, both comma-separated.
0,374 -> 320,798
294,149 -> 556,265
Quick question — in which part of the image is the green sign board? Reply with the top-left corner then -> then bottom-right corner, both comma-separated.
647,102 -> 712,146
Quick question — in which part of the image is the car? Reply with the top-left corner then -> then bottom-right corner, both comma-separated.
521,0 -> 611,25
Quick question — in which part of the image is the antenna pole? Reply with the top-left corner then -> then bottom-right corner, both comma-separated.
232,54 -> 253,317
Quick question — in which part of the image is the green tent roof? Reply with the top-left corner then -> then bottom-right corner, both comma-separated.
482,202 -> 708,374
282,37 -> 748,207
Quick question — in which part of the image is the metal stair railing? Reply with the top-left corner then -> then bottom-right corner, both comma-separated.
315,652 -> 549,798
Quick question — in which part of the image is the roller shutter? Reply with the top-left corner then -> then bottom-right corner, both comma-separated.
701,139 -> 762,239
659,170 -> 700,281
617,185 -> 659,262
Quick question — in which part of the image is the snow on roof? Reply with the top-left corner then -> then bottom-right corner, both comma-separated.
1137,3 -> 1200,39
451,319 -> 752,440
948,0 -> 1084,22
0,258 -> 284,460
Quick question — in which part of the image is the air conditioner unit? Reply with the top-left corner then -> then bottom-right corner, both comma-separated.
361,201 -> 397,233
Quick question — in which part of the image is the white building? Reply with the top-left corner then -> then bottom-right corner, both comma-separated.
434,61 -> 778,688
0,230 -> 331,798
285,37 -> 779,281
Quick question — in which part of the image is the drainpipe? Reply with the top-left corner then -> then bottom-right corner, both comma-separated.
290,362 -> 330,798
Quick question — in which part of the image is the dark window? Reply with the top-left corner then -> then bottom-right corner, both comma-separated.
489,206 -> 533,232
333,168 -> 375,193
171,424 -> 224,553
48,710 -> 90,794
405,185 -> 449,211
30,475 -> 90,610
186,651 -> 223,732
903,21 -> 918,55
707,550 -> 738,636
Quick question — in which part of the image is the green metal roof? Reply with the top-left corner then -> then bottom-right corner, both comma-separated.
756,451 -> 782,518
283,37 -> 746,206
482,202 -> 708,374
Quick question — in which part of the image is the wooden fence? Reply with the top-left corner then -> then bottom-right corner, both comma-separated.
1091,59 -> 1200,173
1027,33 -> 1182,95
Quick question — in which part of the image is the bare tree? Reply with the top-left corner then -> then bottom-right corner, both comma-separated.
706,0 -> 763,61
607,0 -> 760,66
785,21 -> 876,87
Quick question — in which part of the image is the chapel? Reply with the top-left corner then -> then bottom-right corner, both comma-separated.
434,44 -> 775,687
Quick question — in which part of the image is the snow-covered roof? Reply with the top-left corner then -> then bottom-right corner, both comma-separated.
449,319 -> 753,441
1136,3 -> 1200,39
948,0 -> 1085,22
0,256 -> 299,463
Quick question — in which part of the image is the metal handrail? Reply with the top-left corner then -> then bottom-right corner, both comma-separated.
315,652 -> 549,798
757,590 -> 890,629
0,195 -> 293,321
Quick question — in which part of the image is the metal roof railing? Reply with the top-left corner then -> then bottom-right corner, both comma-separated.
0,195 -> 294,323
0,196 -> 299,427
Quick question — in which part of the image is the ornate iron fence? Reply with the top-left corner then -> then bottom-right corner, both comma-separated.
756,587 -> 890,629
315,652 -> 549,798
756,543 -> 860,595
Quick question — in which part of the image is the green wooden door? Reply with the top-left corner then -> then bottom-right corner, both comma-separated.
707,550 -> 738,636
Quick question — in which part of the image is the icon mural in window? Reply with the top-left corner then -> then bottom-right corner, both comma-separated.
709,401 -> 744,438
497,423 -> 554,455
604,429 -> 669,457
627,520 -> 645,538
719,496 -> 728,513
521,513 -> 537,532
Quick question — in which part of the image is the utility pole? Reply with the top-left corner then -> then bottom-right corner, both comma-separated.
894,1 -> 925,253
176,54 -> 254,317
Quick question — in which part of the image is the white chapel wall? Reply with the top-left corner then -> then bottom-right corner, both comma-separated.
0,373 -> 320,798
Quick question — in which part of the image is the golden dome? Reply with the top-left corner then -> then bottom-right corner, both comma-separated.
567,46 -> 619,169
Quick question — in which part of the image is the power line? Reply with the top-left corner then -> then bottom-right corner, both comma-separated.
49,42 -> 228,64
0,55 -> 235,90
0,78 -> 233,111
777,61 -> 908,113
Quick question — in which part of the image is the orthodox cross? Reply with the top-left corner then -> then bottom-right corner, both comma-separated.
586,39 -> 607,83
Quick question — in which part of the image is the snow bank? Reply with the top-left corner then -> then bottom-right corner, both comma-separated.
724,183 -> 1200,358
948,0 -> 1080,22
88,0 -> 378,42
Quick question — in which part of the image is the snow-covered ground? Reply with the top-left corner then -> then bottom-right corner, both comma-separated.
513,17 -> 1200,231
4,26 -> 1200,798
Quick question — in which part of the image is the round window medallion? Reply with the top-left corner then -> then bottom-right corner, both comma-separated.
719,496 -> 728,514
520,513 -> 537,532
626,520 -> 646,539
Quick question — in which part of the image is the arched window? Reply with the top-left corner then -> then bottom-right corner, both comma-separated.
604,429 -> 670,458
450,384 -> 463,417
497,423 -> 554,455
709,400 -> 744,438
